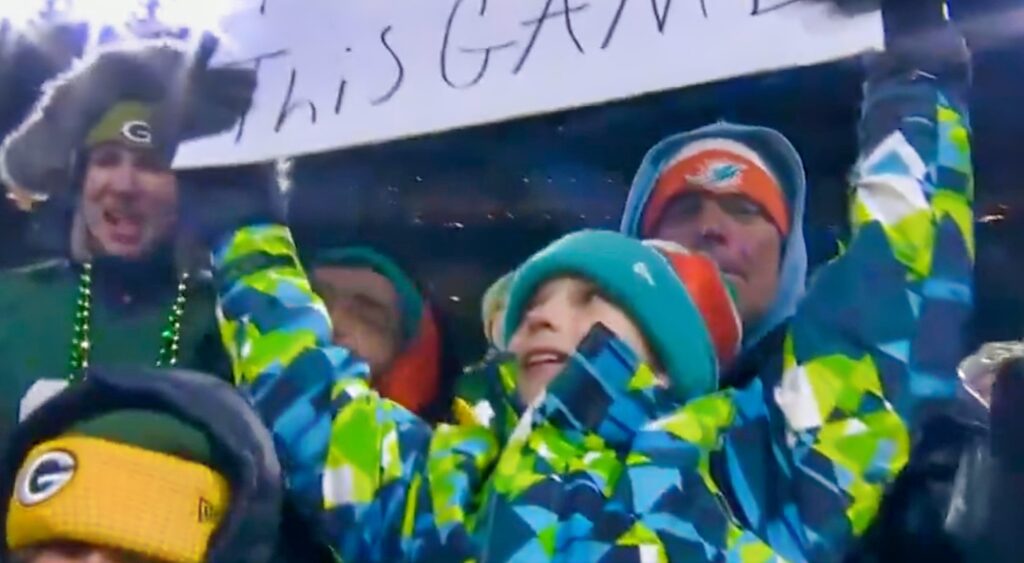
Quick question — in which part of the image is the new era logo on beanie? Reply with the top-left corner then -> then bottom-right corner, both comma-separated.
504,230 -> 742,402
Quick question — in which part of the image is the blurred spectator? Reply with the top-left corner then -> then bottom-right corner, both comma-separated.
309,247 -> 459,423
453,271 -> 514,425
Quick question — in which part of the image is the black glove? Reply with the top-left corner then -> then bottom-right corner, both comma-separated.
865,0 -> 970,86
177,161 -> 288,248
991,358 -> 1024,472
150,33 -> 257,162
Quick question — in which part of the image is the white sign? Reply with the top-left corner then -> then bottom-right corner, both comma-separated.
174,0 -> 883,168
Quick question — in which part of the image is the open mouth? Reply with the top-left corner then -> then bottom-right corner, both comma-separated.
102,209 -> 144,244
523,349 -> 569,370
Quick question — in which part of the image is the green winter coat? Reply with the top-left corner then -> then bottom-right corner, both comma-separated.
0,254 -> 230,448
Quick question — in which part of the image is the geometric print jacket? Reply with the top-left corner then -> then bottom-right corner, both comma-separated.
210,66 -> 972,562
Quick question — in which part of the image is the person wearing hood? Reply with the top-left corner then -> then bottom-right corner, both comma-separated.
308,246 -> 457,423
0,38 -> 255,446
619,1 -> 979,560
0,367 -> 282,563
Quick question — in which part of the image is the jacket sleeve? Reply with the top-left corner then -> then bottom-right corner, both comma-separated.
470,327 -> 678,561
505,329 -> 792,562
605,391 -> 790,562
770,65 -> 973,560
212,224 -> 499,561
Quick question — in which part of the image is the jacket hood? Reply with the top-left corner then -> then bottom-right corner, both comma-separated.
620,121 -> 808,349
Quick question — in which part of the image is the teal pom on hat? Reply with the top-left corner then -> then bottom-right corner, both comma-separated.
504,230 -> 720,402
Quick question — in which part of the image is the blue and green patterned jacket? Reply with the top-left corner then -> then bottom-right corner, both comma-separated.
209,67 -> 971,562
213,224 -> 782,561
696,69 -> 974,562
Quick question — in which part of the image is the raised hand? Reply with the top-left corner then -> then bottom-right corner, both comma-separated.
151,33 -> 257,162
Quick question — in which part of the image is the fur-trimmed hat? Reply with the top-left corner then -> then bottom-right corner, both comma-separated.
0,36 -> 255,210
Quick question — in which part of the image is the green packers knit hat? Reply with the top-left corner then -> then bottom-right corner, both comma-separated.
84,101 -> 157,150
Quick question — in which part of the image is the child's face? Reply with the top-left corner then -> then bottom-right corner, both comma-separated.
508,276 -> 655,404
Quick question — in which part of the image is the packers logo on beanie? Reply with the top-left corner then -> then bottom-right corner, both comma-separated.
6,411 -> 230,563
84,101 -> 156,150
504,230 -> 741,402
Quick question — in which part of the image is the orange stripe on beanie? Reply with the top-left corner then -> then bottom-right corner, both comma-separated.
642,141 -> 790,237
644,240 -> 742,370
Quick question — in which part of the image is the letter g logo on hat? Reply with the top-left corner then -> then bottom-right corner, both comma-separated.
121,120 -> 153,145
16,450 -> 76,506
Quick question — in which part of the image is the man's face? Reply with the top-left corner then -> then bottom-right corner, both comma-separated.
313,266 -> 403,377
507,277 -> 656,405
78,143 -> 178,260
652,192 -> 782,329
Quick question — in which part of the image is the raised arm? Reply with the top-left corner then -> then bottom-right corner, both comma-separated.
762,20 -> 974,561
212,223 -> 498,561
790,25 -> 973,426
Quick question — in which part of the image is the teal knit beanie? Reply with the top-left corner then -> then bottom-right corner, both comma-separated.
504,230 -> 740,402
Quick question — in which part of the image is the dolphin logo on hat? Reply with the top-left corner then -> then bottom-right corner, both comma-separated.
685,159 -> 747,190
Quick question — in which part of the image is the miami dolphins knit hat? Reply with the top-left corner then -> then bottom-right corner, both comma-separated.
504,230 -> 741,402
621,121 -> 806,239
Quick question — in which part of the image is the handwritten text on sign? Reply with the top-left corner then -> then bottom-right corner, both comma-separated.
173,0 -> 882,168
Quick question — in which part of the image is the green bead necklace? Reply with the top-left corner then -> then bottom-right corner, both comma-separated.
67,262 -> 189,382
